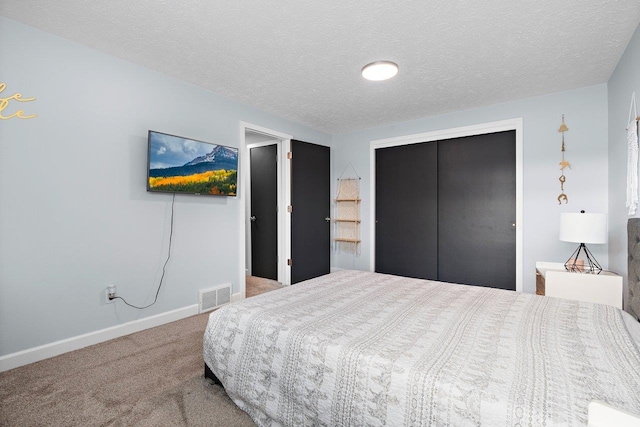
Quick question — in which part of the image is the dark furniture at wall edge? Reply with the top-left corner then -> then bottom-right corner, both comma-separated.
628,218 -> 640,320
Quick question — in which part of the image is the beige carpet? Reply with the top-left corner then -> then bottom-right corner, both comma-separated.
246,275 -> 283,298
0,313 -> 255,426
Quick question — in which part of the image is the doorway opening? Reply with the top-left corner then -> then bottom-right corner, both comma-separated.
240,123 -> 293,299
239,123 -> 331,299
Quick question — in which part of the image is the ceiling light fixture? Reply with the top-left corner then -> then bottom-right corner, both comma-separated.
361,61 -> 398,81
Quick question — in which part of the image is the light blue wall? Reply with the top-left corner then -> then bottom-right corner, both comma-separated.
331,85 -> 609,294
0,18 -> 330,356
608,23 -> 640,310
1,14 -> 632,357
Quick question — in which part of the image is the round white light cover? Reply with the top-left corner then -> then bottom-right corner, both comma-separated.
361,61 -> 399,81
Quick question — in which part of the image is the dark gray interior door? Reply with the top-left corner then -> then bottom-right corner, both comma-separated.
375,142 -> 438,279
437,131 -> 516,290
250,144 -> 278,280
375,130 -> 516,290
291,140 -> 330,284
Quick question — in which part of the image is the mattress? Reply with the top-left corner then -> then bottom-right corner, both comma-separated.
203,270 -> 640,426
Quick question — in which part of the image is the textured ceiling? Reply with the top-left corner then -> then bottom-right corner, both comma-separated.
2,1 -> 640,134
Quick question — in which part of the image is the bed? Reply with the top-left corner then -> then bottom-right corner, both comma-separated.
203,270 -> 640,426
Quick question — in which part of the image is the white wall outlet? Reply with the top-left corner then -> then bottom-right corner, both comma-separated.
105,285 -> 116,304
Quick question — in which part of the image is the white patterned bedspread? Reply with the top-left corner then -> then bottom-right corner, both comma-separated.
203,270 -> 640,426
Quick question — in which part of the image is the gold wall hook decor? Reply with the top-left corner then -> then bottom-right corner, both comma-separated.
559,160 -> 571,171
558,121 -> 569,133
557,114 -> 569,203
0,83 -> 37,120
558,193 -> 568,204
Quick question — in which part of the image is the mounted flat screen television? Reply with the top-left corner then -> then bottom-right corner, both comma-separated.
147,130 -> 238,196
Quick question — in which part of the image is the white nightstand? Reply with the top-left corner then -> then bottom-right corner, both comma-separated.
535,262 -> 623,309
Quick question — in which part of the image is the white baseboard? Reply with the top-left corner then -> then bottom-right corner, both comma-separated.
231,292 -> 243,302
0,304 -> 199,373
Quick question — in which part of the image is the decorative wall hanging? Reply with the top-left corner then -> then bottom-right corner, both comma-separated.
0,83 -> 37,120
557,114 -> 570,204
334,163 -> 361,255
627,92 -> 639,216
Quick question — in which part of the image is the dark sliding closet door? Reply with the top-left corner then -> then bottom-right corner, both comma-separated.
375,142 -> 438,279
437,131 -> 516,290
375,130 -> 516,290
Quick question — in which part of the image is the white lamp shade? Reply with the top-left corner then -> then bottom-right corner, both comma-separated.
559,212 -> 607,244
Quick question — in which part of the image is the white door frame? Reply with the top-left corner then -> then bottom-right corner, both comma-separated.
369,118 -> 524,292
239,122 -> 292,300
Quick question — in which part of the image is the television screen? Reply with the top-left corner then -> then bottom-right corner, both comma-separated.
147,131 -> 238,196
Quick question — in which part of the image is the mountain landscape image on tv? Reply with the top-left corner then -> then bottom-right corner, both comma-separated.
147,130 -> 238,196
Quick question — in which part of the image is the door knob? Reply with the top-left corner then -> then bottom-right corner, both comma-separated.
250,216 -> 256,222
325,217 -> 331,222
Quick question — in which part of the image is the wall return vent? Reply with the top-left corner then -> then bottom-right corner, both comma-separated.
198,284 -> 232,313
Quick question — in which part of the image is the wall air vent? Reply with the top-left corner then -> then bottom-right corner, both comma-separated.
198,284 -> 232,313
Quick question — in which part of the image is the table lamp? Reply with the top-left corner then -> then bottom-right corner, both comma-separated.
559,210 -> 607,273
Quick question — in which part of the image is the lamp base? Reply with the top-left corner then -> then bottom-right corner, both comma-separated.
564,243 -> 602,274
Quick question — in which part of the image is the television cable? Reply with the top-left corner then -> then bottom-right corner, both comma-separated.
111,193 -> 175,309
